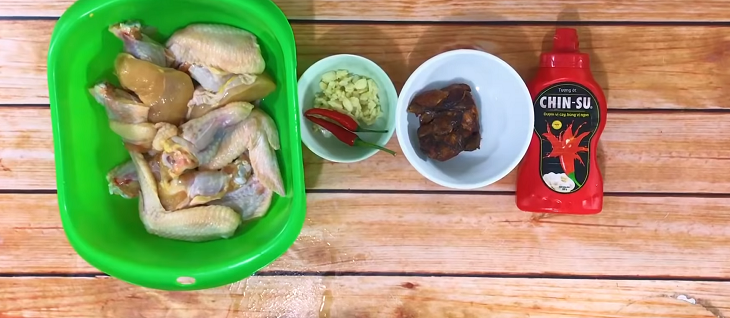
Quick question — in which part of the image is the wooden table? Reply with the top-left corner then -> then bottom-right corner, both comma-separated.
2,0 -> 730,317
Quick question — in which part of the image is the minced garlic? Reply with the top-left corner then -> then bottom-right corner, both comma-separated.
313,69 -> 382,127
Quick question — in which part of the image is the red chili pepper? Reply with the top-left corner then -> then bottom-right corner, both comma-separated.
305,114 -> 396,156
304,108 -> 388,133
542,121 -> 589,187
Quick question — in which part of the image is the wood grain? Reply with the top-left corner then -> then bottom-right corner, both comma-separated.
0,107 -> 55,189
3,0 -> 730,22
4,193 -> 730,278
4,106 -> 729,193
0,276 -> 727,317
0,21 -> 50,104
0,193 -> 82,273
279,193 -> 730,277
3,21 -> 730,109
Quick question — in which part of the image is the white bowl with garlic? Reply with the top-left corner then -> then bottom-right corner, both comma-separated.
298,54 -> 397,163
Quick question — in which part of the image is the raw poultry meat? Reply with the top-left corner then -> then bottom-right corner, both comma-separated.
185,64 -> 235,92
158,170 -> 232,211
90,81 -> 149,124
166,23 -> 266,75
106,160 -> 139,199
152,123 -> 178,152
158,136 -> 199,178
209,175 -> 272,221
109,21 -> 174,67
108,121 -> 157,152
186,72 -> 276,119
179,101 -> 254,152
201,108 -> 285,196
115,53 -> 194,125
107,154 -> 167,199
94,21 -> 284,243
151,101 -> 254,178
129,150 -> 241,242
156,154 -> 252,211
207,153 -> 272,221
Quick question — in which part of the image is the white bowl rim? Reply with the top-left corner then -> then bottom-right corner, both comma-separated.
298,54 -> 398,163
395,49 -> 535,190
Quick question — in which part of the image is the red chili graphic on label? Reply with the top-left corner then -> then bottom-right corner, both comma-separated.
542,121 -> 589,185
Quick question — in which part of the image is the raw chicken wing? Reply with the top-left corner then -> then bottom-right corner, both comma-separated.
203,108 -> 284,196
158,170 -> 230,211
159,136 -> 199,178
158,156 -> 253,211
180,101 -> 254,152
90,81 -> 149,124
186,64 -> 235,92
109,121 -> 157,152
166,23 -> 266,75
152,123 -> 179,152
107,154 -> 168,199
109,21 -> 174,67
128,151 -> 241,242
209,175 -> 273,221
187,72 -> 276,119
106,160 -> 139,199
155,102 -> 253,177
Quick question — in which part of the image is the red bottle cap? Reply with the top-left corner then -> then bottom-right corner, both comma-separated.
539,28 -> 590,69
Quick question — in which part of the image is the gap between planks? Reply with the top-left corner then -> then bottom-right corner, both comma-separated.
4,15 -> 730,26
7,272 -> 730,283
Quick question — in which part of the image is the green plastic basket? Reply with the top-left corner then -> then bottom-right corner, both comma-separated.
47,0 -> 305,291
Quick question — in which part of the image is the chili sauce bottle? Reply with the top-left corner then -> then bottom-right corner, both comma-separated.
515,28 -> 607,215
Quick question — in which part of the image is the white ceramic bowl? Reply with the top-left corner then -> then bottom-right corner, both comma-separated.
395,49 -> 534,189
298,54 -> 398,163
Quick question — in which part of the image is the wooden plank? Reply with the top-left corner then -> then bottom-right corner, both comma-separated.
0,193 -> 86,273
4,106 -> 729,193
0,276 -> 727,317
0,21 -> 51,104
2,20 -> 730,109
0,107 -> 55,189
3,0 -> 730,22
4,193 -> 730,278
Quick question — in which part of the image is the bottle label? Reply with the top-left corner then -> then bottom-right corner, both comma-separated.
534,82 -> 600,194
